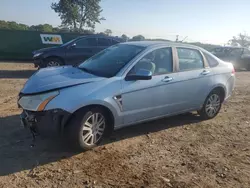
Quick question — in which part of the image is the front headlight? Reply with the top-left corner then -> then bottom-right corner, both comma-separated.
18,91 -> 59,111
33,52 -> 43,58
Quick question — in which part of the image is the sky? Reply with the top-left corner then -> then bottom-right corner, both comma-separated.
1,0 -> 250,45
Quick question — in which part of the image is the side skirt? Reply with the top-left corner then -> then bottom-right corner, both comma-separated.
114,107 -> 200,130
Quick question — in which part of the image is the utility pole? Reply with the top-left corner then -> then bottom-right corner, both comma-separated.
175,35 -> 179,42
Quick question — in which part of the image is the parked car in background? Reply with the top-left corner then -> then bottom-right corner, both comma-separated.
211,46 -> 250,70
19,41 -> 235,150
32,34 -> 122,68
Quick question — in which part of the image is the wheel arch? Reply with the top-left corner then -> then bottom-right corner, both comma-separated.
44,56 -> 65,65
63,104 -> 115,134
209,85 -> 226,102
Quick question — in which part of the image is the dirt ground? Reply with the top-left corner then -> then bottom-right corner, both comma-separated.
0,62 -> 249,188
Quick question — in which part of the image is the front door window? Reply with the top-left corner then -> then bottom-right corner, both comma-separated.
129,47 -> 173,75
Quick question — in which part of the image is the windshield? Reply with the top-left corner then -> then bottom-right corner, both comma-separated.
78,44 -> 145,77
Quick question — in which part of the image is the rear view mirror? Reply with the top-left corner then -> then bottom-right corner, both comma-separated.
125,69 -> 152,81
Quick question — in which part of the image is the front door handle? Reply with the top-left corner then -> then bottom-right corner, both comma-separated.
201,70 -> 210,75
162,76 -> 173,82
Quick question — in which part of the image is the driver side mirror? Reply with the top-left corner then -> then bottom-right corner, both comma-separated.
125,69 -> 152,81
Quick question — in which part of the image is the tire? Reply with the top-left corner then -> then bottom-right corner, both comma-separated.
44,57 -> 63,68
198,89 -> 223,120
66,108 -> 108,150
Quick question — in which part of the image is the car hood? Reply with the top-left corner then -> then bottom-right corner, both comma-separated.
33,46 -> 61,54
21,66 -> 105,94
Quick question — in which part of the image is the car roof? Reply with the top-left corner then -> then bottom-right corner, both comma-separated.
122,41 -> 202,49
77,34 -> 123,41
214,46 -> 245,49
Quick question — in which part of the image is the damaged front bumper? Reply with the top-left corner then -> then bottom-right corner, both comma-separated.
20,109 -> 71,137
33,58 -> 44,68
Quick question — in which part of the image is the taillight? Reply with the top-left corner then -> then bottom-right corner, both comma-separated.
232,66 -> 235,74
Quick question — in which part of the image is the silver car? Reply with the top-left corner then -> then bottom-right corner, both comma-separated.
18,41 -> 235,150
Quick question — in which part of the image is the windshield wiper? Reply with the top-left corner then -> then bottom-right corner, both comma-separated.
78,67 -> 99,76
79,67 -> 91,73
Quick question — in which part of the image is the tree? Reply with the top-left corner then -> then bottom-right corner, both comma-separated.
0,20 -> 29,30
228,33 -> 250,48
18,24 -> 29,30
40,24 -> 54,32
51,0 -> 105,32
121,34 -> 129,41
131,35 -> 145,41
97,32 -> 106,35
82,29 -> 95,34
104,29 -> 112,36
30,24 -> 54,32
8,21 -> 21,30
0,20 -> 9,29
54,26 -> 73,33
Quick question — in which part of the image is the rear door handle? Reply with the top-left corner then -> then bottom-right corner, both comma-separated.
162,76 -> 173,82
201,70 -> 210,75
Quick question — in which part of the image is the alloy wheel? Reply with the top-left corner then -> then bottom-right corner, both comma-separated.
205,94 -> 221,117
82,113 -> 105,145
47,61 -> 60,67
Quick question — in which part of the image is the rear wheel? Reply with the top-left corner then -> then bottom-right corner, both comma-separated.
66,108 -> 108,150
44,57 -> 63,68
198,90 -> 223,120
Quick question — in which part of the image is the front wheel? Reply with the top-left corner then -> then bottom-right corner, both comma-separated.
198,90 -> 223,120
44,57 -> 63,68
66,108 -> 108,150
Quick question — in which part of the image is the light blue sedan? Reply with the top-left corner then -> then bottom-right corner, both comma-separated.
18,41 -> 235,150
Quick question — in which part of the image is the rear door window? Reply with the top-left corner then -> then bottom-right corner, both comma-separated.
97,38 -> 111,46
75,38 -> 97,48
177,48 -> 204,71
